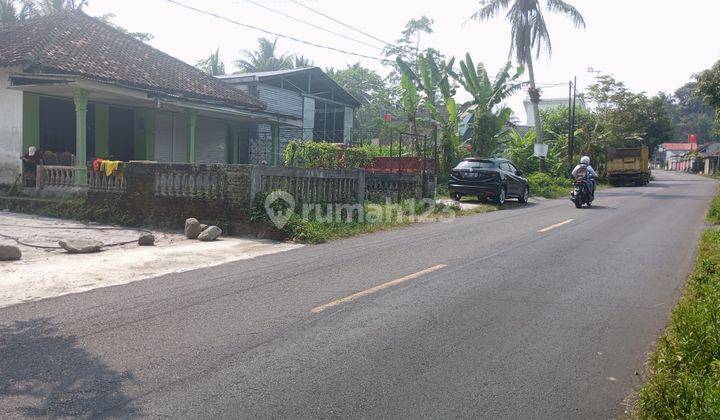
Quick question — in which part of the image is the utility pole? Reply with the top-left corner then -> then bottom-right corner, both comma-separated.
567,76 -> 578,172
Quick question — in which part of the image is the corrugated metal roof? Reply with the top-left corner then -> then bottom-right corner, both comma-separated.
219,67 -> 361,107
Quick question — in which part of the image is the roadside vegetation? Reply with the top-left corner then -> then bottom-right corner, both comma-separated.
636,189 -> 720,418
707,190 -> 720,225
250,192 -> 497,244
0,194 -> 140,226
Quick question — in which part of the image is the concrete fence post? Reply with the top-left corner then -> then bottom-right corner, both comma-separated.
249,165 -> 262,203
356,168 -> 366,206
35,165 -> 44,191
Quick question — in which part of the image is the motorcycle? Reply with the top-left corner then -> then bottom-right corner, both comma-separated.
570,173 -> 594,208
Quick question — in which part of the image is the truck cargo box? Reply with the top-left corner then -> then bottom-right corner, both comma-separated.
606,146 -> 650,186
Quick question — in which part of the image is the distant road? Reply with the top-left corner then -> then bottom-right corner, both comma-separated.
0,170 -> 715,418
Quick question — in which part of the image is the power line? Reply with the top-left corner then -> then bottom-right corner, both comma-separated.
289,0 -> 395,48
244,0 -> 384,51
161,0 -> 394,64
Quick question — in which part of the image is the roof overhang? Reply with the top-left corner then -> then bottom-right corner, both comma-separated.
7,73 -> 300,125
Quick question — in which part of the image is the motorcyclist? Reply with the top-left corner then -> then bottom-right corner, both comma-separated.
572,156 -> 597,196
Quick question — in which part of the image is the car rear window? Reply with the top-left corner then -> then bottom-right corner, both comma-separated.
456,160 -> 495,169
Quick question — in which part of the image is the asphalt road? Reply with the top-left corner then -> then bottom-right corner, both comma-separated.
0,170 -> 716,419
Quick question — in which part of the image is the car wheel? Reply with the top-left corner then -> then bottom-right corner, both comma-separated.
518,186 -> 529,203
495,186 -> 506,205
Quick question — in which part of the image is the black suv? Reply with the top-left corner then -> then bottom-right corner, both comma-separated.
448,158 -> 529,205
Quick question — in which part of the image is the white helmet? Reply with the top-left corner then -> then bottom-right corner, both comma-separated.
580,156 -> 590,165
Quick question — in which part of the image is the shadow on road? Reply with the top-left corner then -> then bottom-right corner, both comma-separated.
455,199 -> 539,210
581,205 -> 616,210
0,318 -> 140,418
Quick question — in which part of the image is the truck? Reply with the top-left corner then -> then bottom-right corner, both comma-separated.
606,146 -> 651,186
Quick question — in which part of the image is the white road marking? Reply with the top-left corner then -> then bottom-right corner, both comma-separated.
538,219 -> 574,233
311,264 -> 448,313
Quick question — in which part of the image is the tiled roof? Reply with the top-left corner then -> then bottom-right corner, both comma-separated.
0,12 -> 266,111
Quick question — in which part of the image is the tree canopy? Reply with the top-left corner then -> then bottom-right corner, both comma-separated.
327,63 -> 395,136
235,37 -> 295,73
195,48 -> 226,76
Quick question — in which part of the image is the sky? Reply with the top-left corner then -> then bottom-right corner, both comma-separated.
86,0 -> 720,125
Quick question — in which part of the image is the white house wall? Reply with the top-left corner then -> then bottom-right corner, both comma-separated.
0,66 -> 23,185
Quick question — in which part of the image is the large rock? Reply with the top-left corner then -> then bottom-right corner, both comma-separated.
138,234 -> 156,246
59,240 -> 103,254
185,218 -> 202,239
0,244 -> 21,261
200,224 -> 208,232
198,226 -> 222,241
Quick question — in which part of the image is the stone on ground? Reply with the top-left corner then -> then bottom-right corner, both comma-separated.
198,226 -> 222,241
200,224 -> 208,232
59,240 -> 103,254
185,218 -> 201,239
138,234 -> 156,246
0,244 -> 21,261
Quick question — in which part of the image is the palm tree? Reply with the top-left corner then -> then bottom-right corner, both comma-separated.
450,54 -> 525,156
196,48 -> 226,76
0,0 -> 34,23
235,37 -> 294,73
293,55 -> 313,68
35,0 -> 87,14
1,0 -> 86,23
469,0 -> 585,158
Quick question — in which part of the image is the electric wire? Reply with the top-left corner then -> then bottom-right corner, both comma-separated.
162,0 -> 571,97
162,0 -> 395,63
245,0 -> 384,51
288,0 -> 395,48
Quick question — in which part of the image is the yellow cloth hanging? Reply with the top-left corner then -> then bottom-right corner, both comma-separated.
103,160 -> 120,176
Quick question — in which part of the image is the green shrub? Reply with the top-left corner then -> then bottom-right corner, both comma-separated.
285,141 -> 341,169
708,189 -> 720,225
343,145 -> 379,169
250,190 -> 485,244
284,140 -> 387,169
527,173 -> 572,199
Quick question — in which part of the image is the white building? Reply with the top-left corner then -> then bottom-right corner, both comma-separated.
524,97 -> 583,127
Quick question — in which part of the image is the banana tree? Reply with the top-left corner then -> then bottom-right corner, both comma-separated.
397,52 -> 460,173
449,54 -> 524,157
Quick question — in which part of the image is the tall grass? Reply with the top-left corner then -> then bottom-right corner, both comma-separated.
707,189 -> 720,225
636,201 -> 720,417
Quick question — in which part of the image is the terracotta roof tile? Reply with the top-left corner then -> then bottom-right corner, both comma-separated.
0,12 -> 266,110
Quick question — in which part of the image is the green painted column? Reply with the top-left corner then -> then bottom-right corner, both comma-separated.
73,89 -> 90,185
22,93 -> 40,153
270,122 -> 279,166
94,103 -> 109,157
187,111 -> 197,163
